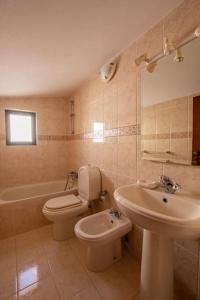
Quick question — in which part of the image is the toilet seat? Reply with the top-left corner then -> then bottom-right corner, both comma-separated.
45,194 -> 81,210
43,194 -> 88,222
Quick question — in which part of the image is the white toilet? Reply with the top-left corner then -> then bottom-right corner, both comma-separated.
75,209 -> 132,271
43,165 -> 101,241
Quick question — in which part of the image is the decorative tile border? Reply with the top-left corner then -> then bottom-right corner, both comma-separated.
0,134 -> 68,142
0,124 -> 141,143
67,124 -> 141,141
38,135 -> 68,141
142,131 -> 192,140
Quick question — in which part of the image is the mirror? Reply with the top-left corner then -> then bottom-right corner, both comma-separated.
141,36 -> 200,165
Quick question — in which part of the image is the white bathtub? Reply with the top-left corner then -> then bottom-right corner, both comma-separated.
0,180 -> 78,239
0,180 -> 77,203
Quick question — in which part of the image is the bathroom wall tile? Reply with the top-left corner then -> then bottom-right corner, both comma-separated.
156,139 -> 170,153
138,160 -> 163,181
127,226 -> 143,262
164,0 -> 200,45
0,97 -> 69,189
170,138 -> 190,162
0,204 -> 15,239
170,97 -> 188,133
163,163 -> 200,194
103,87 -> 118,130
136,20 -> 163,59
117,136 -> 137,180
175,239 -> 199,257
117,80 -> 137,128
174,243 -> 198,300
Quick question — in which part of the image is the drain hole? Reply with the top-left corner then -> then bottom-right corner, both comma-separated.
163,198 -> 168,203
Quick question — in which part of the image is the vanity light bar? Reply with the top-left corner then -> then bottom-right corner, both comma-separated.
135,25 -> 200,72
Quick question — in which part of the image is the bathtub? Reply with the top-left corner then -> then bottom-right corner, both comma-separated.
0,180 -> 77,239
0,180 -> 77,203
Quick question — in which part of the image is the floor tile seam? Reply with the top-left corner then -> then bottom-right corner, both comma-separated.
65,242 -> 103,299
46,273 -> 62,300
16,273 -> 53,294
67,283 -> 103,300
13,235 -> 18,295
84,269 -> 105,299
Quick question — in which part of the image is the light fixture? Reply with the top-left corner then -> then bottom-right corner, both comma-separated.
194,26 -> 200,37
174,48 -> 184,63
99,61 -> 117,82
163,37 -> 175,55
135,54 -> 149,66
146,61 -> 157,73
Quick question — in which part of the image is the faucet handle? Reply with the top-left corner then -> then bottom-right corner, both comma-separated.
159,175 -> 170,183
173,182 -> 181,191
109,208 -> 122,218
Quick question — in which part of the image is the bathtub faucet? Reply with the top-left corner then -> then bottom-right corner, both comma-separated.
64,171 -> 78,191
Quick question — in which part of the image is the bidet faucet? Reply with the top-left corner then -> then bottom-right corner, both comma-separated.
159,175 -> 181,194
109,208 -> 122,219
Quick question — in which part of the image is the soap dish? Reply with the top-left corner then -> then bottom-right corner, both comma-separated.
137,179 -> 159,189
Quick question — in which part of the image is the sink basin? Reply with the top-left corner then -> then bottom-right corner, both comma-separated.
114,184 -> 200,239
114,184 -> 200,300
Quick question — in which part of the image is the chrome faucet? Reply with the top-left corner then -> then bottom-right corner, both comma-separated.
109,208 -> 122,219
159,175 -> 181,194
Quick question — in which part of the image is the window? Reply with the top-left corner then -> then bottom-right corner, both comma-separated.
5,110 -> 37,145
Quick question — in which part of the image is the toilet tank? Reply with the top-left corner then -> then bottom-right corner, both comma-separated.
78,165 -> 101,201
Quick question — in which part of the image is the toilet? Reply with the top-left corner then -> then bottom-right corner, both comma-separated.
43,165 -> 101,241
75,209 -> 132,271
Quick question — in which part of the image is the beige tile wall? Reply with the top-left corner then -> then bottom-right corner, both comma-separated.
0,97 -> 69,188
141,96 -> 193,164
66,1 -> 200,299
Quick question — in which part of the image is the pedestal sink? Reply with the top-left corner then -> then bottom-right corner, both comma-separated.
114,184 -> 200,300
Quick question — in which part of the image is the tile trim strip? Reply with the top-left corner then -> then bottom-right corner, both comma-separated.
67,124 -> 141,140
0,128 -> 192,142
0,134 -> 68,142
142,131 -> 192,140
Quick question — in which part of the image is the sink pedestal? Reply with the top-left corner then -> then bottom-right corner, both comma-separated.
140,230 -> 174,300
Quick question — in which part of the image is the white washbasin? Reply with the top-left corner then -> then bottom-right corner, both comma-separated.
114,184 -> 200,239
114,184 -> 200,300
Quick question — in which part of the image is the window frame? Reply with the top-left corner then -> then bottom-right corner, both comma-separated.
5,109 -> 37,146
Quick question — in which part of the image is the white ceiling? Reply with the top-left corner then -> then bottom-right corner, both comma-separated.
0,0 -> 183,97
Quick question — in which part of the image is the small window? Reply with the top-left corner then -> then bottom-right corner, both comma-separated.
5,110 -> 37,145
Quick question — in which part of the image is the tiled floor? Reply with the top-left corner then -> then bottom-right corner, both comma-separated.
0,225 -> 141,300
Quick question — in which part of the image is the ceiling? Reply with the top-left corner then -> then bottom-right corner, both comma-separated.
0,0 -> 183,97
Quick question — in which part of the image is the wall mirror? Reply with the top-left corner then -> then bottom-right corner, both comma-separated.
141,35 -> 200,165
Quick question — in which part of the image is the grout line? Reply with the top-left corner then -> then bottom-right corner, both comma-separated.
68,239 -> 103,299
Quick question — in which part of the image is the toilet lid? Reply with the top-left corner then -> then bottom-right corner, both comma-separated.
46,194 -> 81,210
